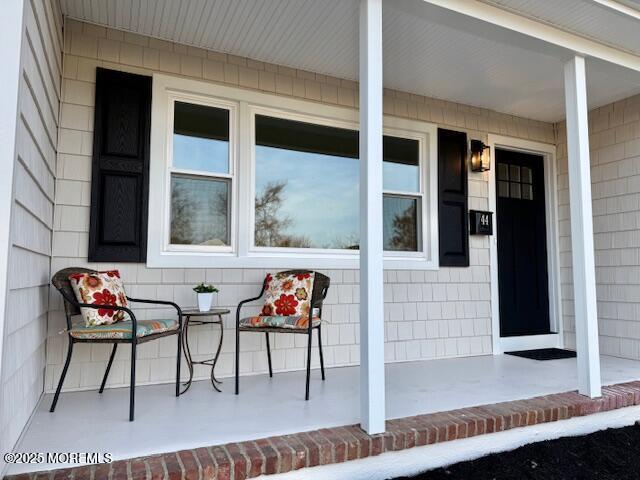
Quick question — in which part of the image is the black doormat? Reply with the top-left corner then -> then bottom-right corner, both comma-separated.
391,424 -> 640,480
505,348 -> 576,360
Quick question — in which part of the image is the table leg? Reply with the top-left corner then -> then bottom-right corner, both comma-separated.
181,316 -> 195,394
210,315 -> 224,391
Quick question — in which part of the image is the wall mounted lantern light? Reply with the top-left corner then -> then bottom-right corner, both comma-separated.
470,139 -> 491,172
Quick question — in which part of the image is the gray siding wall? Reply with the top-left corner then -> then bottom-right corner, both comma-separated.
559,94 -> 640,359
0,0 -> 62,470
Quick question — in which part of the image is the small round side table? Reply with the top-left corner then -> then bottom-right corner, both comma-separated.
180,307 -> 230,394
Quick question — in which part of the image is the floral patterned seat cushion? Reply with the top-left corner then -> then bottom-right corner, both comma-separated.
69,319 -> 179,340
239,315 -> 321,330
260,272 -> 315,317
69,270 -> 130,326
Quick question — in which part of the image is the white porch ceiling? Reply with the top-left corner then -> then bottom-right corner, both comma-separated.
480,0 -> 640,56
60,0 -> 640,122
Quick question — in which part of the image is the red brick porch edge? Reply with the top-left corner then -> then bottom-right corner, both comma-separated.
7,381 -> 640,480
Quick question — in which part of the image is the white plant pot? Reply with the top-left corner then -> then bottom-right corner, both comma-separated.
197,292 -> 213,312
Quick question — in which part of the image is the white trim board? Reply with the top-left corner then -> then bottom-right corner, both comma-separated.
268,404 -> 640,480
499,334 -> 562,353
487,135 -> 563,354
411,0 -> 640,74
593,0 -> 640,21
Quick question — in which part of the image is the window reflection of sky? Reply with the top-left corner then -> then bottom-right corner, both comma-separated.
255,146 -> 421,250
173,134 -> 229,173
256,146 -> 359,249
383,162 -> 419,192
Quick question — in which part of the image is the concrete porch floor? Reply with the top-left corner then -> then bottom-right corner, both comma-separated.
9,353 -> 640,475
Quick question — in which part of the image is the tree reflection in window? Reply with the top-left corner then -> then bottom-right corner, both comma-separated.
254,115 -> 360,249
384,196 -> 419,251
254,181 -> 310,248
171,175 -> 230,246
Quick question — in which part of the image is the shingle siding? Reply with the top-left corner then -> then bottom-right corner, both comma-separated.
46,19 -> 556,394
558,94 -> 640,360
1,0 -> 63,472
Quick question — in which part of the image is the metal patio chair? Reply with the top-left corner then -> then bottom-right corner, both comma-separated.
235,270 -> 330,400
50,267 -> 183,421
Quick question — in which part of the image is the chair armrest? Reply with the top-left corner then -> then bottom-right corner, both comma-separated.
320,286 -> 329,300
57,287 -> 136,318
236,287 -> 266,326
76,302 -> 135,316
126,297 -> 183,327
55,286 -> 138,331
74,303 -> 138,331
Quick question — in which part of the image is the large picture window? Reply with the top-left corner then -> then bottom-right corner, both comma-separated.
253,114 -> 425,253
149,75 -> 437,269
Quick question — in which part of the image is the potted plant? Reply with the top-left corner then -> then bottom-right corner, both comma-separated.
193,283 -> 219,312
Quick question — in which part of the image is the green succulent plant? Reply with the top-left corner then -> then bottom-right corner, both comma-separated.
193,282 -> 219,294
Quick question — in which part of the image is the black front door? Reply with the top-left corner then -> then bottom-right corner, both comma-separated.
496,149 -> 551,337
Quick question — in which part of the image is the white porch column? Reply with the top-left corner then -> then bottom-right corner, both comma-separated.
563,55 -> 601,398
359,0 -> 386,434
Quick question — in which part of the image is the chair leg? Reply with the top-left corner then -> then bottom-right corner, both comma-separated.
129,340 -> 136,422
317,327 -> 325,381
176,330 -> 182,397
305,330 -> 312,401
265,332 -> 273,378
235,327 -> 240,395
50,339 -> 74,412
99,344 -> 118,394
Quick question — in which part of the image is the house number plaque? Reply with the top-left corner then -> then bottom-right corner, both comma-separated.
469,210 -> 493,235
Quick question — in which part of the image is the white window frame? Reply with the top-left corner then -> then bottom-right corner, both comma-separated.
148,73 -> 439,269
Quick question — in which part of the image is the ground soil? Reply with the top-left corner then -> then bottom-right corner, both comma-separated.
393,424 -> 640,480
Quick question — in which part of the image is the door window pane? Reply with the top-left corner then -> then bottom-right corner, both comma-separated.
498,163 -> 509,181
521,166 -> 532,184
509,165 -> 521,182
170,175 -> 230,246
383,196 -> 420,251
383,136 -> 419,192
498,180 -> 509,198
173,102 -> 229,173
522,184 -> 533,200
510,182 -> 521,199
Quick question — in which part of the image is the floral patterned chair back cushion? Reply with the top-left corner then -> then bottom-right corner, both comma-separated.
261,272 -> 315,318
69,270 -> 129,326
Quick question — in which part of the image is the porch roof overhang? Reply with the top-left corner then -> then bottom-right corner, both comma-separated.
60,0 -> 640,123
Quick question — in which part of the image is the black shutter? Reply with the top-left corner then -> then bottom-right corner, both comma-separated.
438,129 -> 469,267
88,68 -> 151,262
